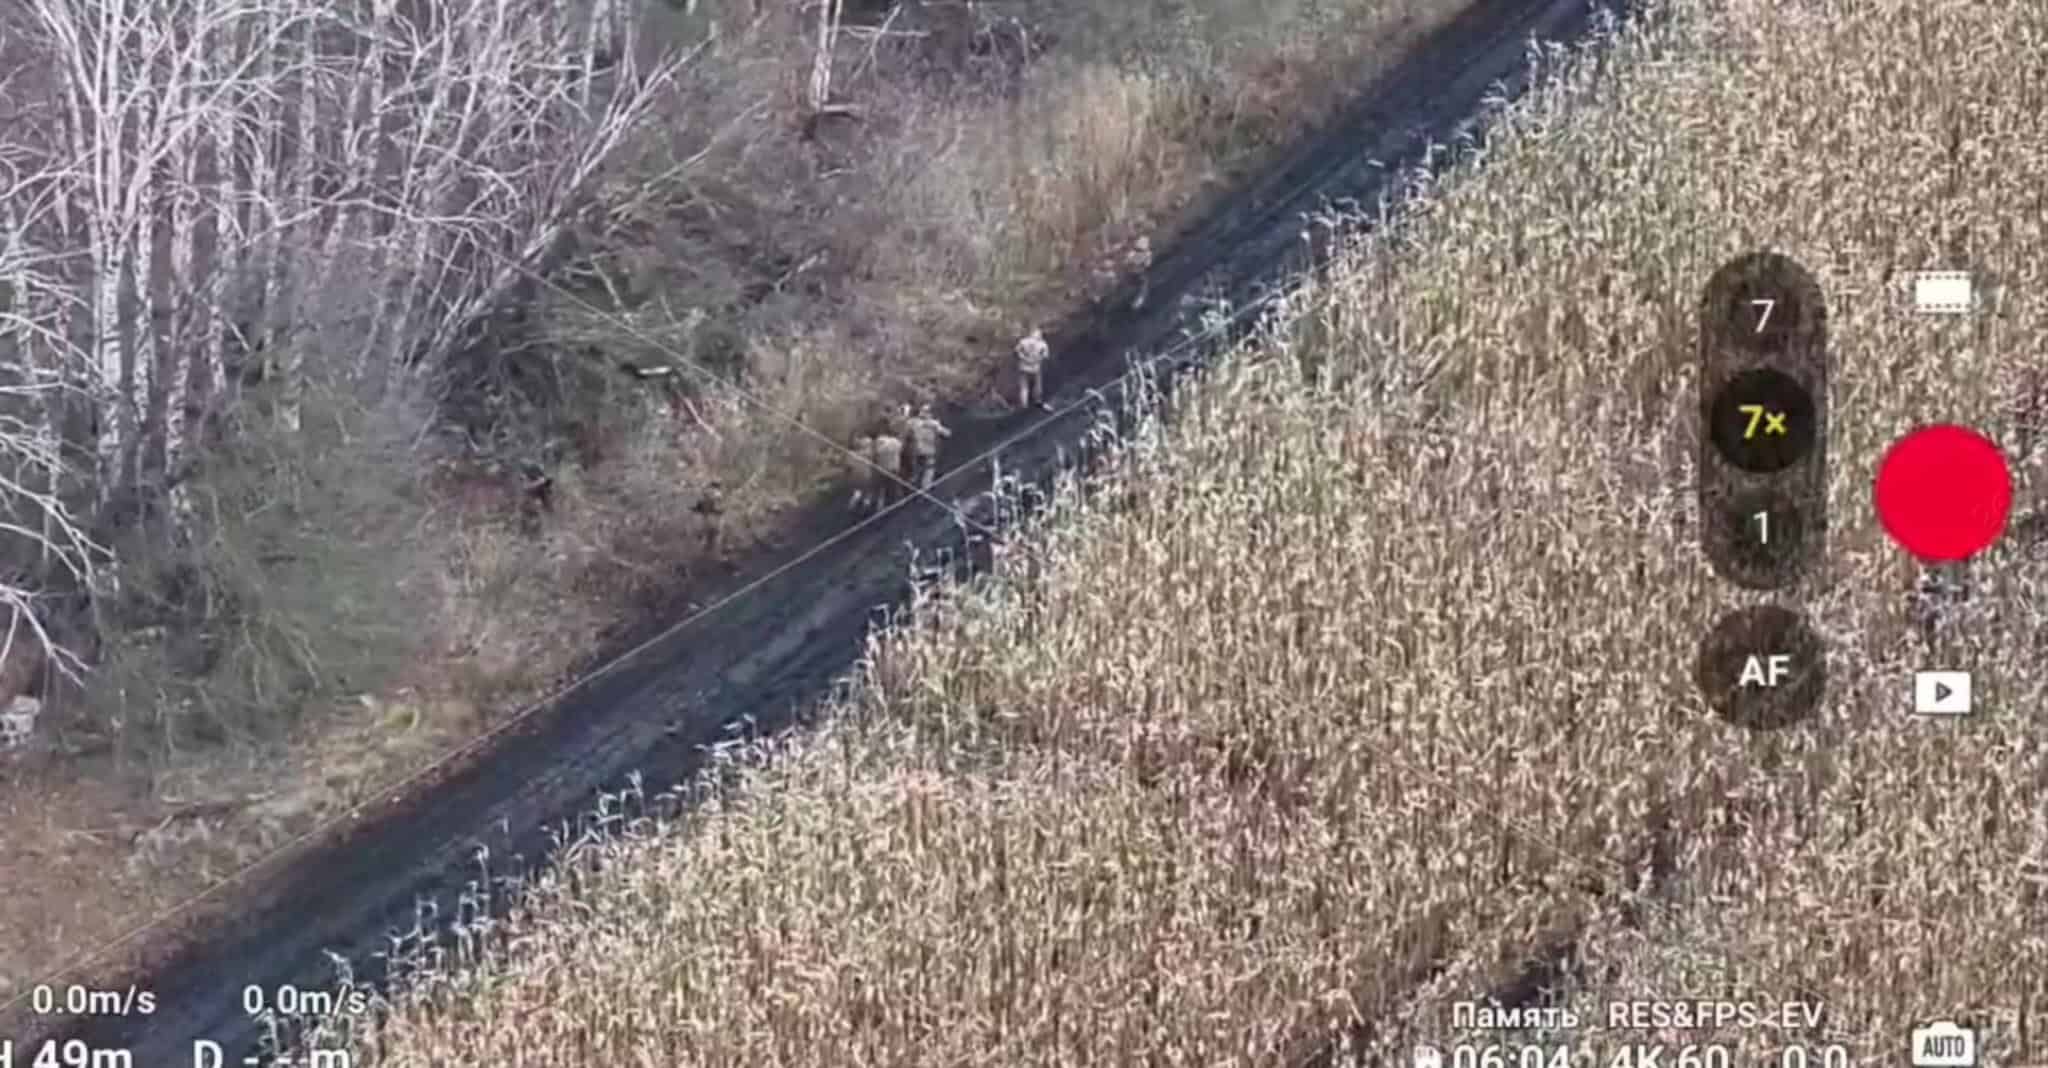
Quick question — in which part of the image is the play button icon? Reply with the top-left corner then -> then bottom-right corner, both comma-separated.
1912,670 -> 1972,716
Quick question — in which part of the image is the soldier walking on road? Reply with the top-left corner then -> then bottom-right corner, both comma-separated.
1015,327 -> 1050,411
695,479 -> 726,558
871,430 -> 905,508
906,404 -> 950,490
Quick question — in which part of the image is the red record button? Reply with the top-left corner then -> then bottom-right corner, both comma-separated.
1873,424 -> 2013,562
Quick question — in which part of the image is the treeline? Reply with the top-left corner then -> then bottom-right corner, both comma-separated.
0,0 -> 680,746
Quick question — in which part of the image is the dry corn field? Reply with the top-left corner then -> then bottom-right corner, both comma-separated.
316,0 -> 2048,1063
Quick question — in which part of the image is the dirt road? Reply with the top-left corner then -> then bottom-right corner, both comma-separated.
39,0 -> 1629,1061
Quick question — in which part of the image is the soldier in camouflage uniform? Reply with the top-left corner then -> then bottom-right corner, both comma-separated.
1089,234 -> 1153,311
906,404 -> 951,490
1123,235 -> 1152,310
849,434 -> 878,514
517,460 -> 554,534
871,430 -> 905,508
694,479 -> 725,557
1015,327 -> 1050,411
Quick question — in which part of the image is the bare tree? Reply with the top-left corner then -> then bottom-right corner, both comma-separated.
1,120 -> 107,686
0,0 -> 685,687
808,0 -> 844,112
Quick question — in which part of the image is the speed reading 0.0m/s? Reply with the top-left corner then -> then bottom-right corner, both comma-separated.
242,981 -> 370,1017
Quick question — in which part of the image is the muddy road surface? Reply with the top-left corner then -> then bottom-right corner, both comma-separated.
42,0 -> 1629,1060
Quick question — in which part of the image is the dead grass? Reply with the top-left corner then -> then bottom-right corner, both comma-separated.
313,0 -> 2048,1063
443,0 -> 1451,707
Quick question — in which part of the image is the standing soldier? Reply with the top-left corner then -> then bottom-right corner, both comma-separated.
906,403 -> 951,490
517,460 -> 554,534
849,434 -> 877,514
694,478 -> 725,558
1015,327 -> 1051,411
871,428 -> 905,507
868,426 -> 901,506
1124,234 -> 1152,310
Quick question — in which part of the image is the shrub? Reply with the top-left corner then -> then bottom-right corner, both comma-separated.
91,379 -> 433,754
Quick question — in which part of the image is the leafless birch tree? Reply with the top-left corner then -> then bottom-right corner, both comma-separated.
809,0 -> 845,112
0,0 -> 682,687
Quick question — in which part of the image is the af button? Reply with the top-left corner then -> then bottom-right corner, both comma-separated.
1696,606 -> 1826,731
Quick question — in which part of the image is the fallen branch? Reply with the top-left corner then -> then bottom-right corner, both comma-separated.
676,395 -> 721,438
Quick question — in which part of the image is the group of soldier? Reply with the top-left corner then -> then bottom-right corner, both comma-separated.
843,321 -> 1067,517
551,230 -> 1156,552
1093,235 -> 1152,310
837,231 -> 1151,517
848,402 -> 953,515
560,319 -> 1064,559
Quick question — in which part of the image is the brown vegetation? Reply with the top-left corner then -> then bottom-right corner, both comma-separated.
306,0 -> 2048,1062
447,0 -> 1448,709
